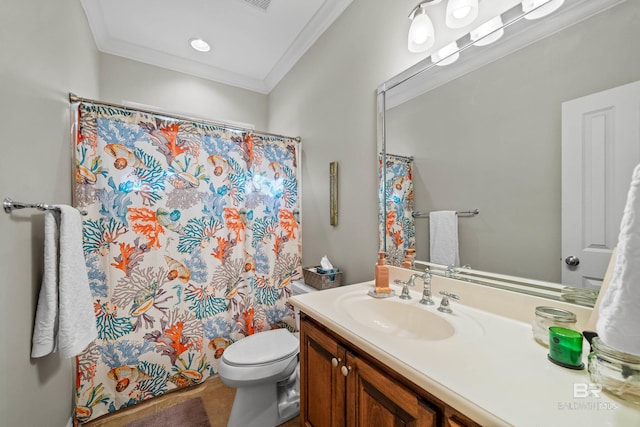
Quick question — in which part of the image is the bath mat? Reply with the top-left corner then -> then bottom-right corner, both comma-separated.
122,397 -> 211,427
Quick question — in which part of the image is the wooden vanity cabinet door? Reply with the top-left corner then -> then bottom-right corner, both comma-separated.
300,316 -> 347,427
444,407 -> 481,427
345,351 -> 439,427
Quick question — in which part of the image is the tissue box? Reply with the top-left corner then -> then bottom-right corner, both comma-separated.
302,266 -> 343,290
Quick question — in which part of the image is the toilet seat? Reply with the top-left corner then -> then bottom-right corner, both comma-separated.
222,328 -> 298,367
218,329 -> 300,386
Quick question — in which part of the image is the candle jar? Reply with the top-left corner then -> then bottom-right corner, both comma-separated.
588,337 -> 640,405
532,306 -> 577,347
548,326 -> 584,369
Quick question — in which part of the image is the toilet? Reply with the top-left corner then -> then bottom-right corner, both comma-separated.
218,280 -> 316,427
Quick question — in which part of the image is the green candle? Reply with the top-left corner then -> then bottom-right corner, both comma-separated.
549,326 -> 583,368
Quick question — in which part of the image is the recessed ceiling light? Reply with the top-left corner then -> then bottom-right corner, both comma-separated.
189,38 -> 211,52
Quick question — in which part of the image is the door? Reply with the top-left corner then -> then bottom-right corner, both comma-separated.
345,352 -> 439,427
300,317 -> 346,427
562,80 -> 640,288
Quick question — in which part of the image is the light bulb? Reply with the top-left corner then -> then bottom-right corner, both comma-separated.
408,7 -> 435,53
522,0 -> 565,20
453,6 -> 471,19
432,41 -> 460,66
470,16 -> 505,46
445,0 -> 479,29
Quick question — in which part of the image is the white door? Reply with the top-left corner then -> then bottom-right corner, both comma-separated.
562,80 -> 640,288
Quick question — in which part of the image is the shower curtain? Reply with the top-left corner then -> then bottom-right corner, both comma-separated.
379,153 -> 415,266
72,102 -> 301,423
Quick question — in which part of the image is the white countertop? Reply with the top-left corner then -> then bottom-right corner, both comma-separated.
289,281 -> 640,427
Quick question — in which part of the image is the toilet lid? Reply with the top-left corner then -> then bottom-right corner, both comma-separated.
222,329 -> 299,366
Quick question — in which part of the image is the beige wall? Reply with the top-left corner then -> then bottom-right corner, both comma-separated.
0,1 -> 100,426
99,54 -> 269,130
268,0 -> 426,283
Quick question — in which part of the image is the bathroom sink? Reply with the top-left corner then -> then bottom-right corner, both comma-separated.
334,291 -> 484,342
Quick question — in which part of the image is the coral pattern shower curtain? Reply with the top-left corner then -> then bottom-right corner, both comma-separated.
72,102 -> 301,423
379,154 -> 415,266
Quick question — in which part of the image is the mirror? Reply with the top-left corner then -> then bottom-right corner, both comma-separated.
378,0 -> 640,304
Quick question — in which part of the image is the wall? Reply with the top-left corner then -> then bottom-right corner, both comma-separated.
0,1 -> 101,426
268,0 -> 428,283
99,54 -> 269,130
385,1 -> 640,283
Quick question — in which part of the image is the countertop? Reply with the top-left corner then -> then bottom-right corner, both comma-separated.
289,281 -> 640,427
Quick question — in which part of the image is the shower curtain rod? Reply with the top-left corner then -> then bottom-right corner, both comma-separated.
383,152 -> 414,162
69,93 -> 301,143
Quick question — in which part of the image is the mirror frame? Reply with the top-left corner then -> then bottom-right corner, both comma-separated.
377,0 -> 626,307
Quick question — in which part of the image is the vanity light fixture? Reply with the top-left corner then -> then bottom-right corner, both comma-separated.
445,0 -> 479,29
522,0 -> 565,20
189,37 -> 211,52
408,0 -> 440,53
432,41 -> 460,66
470,15 -> 504,46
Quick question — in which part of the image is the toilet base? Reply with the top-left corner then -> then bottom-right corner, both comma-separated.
226,368 -> 300,427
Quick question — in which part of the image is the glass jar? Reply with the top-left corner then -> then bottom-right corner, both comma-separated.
588,337 -> 640,405
532,306 -> 577,347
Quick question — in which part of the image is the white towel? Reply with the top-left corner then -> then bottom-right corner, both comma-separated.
429,210 -> 460,267
31,206 -> 97,359
597,164 -> 640,356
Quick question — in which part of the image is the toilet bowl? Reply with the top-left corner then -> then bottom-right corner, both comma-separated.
218,280 -> 315,427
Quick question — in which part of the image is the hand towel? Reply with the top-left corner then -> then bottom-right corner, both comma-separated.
597,164 -> 640,356
429,210 -> 460,267
31,206 -> 97,359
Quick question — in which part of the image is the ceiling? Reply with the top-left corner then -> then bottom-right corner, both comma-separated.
81,0 -> 353,94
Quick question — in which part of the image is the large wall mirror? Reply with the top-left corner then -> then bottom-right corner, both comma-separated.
378,0 -> 640,305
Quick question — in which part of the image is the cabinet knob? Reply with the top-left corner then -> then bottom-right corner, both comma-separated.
341,365 -> 351,377
331,357 -> 341,368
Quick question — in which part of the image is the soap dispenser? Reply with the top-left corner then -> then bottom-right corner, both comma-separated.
375,251 -> 390,291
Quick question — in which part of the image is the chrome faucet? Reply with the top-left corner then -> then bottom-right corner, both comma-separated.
437,291 -> 460,313
445,265 -> 458,278
397,273 -> 431,301
394,279 -> 414,300
418,271 -> 434,306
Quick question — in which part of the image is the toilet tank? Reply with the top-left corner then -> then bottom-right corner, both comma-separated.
291,280 -> 317,330
292,280 -> 317,296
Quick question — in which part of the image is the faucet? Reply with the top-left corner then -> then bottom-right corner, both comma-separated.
397,273 -> 431,301
437,291 -> 460,313
394,277 -> 415,300
418,271 -> 434,306
445,265 -> 458,278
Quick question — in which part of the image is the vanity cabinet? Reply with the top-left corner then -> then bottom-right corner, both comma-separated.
299,314 -> 480,427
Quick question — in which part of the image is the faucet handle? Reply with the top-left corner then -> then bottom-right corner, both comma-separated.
437,291 -> 460,313
445,265 -> 458,277
439,291 -> 459,300
395,279 -> 413,300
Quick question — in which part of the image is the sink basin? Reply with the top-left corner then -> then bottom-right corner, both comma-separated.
334,291 -> 484,342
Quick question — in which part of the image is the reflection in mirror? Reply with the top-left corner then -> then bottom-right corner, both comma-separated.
378,0 -> 640,305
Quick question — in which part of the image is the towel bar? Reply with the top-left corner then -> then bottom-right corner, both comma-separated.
3,197 -> 87,215
412,209 -> 479,219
